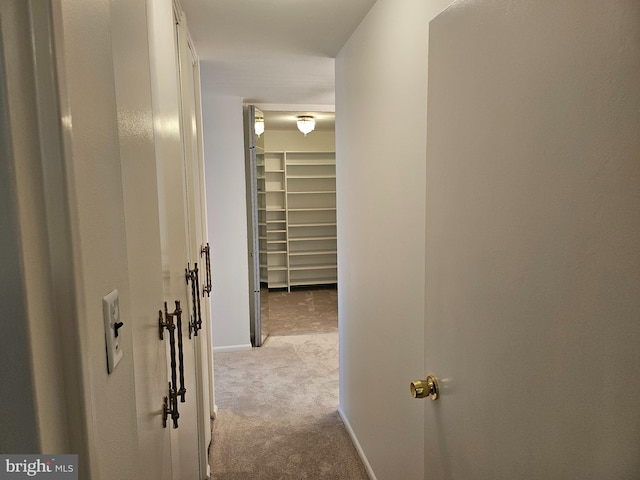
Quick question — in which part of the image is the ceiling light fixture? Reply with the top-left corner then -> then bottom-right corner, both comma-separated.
255,117 -> 264,137
296,116 -> 315,136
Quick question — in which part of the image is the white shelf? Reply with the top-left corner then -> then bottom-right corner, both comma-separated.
288,207 -> 335,211
263,152 -> 288,288
289,236 -> 337,241
289,223 -> 336,227
287,160 -> 335,163
289,278 -> 338,287
288,250 -> 337,256
259,150 -> 337,290
287,190 -> 336,194
287,175 -> 336,179
289,264 -> 338,271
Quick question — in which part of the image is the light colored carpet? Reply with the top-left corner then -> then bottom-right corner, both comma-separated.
263,288 -> 338,337
210,333 -> 369,479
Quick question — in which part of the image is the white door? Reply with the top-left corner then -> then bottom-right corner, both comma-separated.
245,105 -> 264,346
110,0 -> 173,477
176,10 -> 213,479
423,2 -> 640,479
157,100 -> 200,480
147,1 -> 202,478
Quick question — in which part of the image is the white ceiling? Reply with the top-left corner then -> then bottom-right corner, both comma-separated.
180,0 -> 377,109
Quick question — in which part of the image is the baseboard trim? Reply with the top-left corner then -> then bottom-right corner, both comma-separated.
338,407 -> 377,480
212,343 -> 252,354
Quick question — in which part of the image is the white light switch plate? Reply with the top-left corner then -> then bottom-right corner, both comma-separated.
103,289 -> 123,373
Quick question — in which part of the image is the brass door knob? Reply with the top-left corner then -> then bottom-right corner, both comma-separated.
410,375 -> 439,400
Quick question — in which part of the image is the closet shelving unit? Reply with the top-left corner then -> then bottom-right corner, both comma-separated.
287,151 -> 337,289
256,152 -> 268,284
263,152 -> 289,288
261,150 -> 337,290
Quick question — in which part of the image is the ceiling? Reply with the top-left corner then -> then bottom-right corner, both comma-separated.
179,0 -> 377,110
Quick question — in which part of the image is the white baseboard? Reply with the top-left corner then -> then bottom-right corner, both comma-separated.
212,343 -> 252,354
338,407 -> 377,480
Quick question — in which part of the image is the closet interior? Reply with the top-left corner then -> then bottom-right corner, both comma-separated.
257,112 -> 337,292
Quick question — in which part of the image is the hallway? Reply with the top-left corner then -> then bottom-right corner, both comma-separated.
209,288 -> 367,478
4,1 -> 639,478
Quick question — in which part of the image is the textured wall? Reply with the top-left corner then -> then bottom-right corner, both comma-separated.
202,95 -> 252,351
335,0 -> 452,478
0,1 -> 43,454
54,0 -> 140,477
264,129 -> 335,152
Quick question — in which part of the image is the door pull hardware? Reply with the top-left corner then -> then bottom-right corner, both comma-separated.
160,301 -> 187,405
194,263 -> 202,332
162,383 -> 179,429
158,309 -> 167,341
174,301 -> 187,403
200,243 -> 212,297
185,263 -> 203,338
159,302 -> 182,427
411,375 -> 439,400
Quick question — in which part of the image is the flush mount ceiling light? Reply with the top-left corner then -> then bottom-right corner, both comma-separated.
296,116 -> 315,136
255,117 -> 264,137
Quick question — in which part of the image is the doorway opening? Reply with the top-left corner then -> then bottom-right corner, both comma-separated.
246,108 -> 337,344
205,109 -> 358,476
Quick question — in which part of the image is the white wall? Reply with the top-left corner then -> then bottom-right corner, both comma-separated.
264,129 -> 335,152
335,0 -> 451,478
53,0 -> 140,477
202,95 -> 252,351
0,1 -> 67,453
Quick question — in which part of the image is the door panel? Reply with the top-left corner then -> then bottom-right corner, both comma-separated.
176,11 -> 213,478
110,0 -> 173,477
424,2 -> 640,478
245,105 -> 265,346
147,1 -> 201,478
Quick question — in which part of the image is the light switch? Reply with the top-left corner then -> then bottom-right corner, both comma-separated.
103,289 -> 123,374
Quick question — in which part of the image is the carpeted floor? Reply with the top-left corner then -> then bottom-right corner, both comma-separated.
210,288 -> 368,479
263,287 -> 338,337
